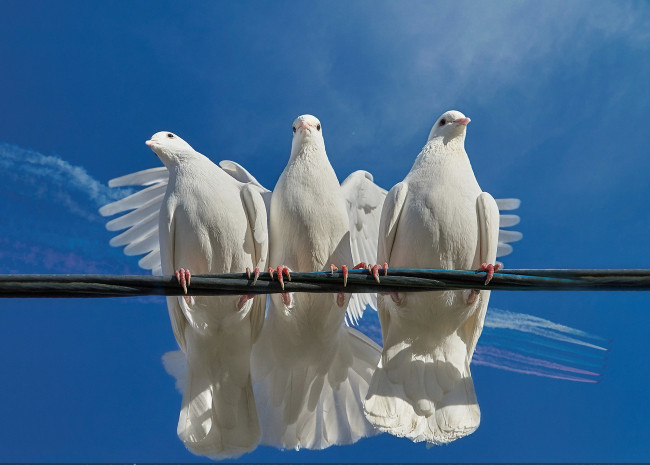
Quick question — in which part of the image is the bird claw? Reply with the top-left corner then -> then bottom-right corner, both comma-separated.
276,265 -> 290,290
383,262 -> 389,276
175,268 -> 191,294
351,262 -> 367,270
247,267 -> 260,285
466,289 -> 479,305
237,294 -> 254,309
478,262 -> 501,285
331,264 -> 349,286
370,264 -> 381,283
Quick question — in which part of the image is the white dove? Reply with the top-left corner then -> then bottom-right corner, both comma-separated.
364,110 -> 501,445
103,131 -> 268,459
250,114 -> 383,450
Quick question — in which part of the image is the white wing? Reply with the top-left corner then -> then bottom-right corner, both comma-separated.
99,167 -> 169,275
495,198 -> 523,260
100,161 -> 271,274
340,170 -> 387,324
219,160 -> 272,215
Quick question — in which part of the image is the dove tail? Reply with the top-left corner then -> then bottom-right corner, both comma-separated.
251,326 -> 381,450
364,335 -> 480,445
162,344 -> 260,459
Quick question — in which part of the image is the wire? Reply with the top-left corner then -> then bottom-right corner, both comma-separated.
2,268 -> 650,298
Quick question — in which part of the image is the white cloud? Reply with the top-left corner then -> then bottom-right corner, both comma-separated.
0,143 -> 131,222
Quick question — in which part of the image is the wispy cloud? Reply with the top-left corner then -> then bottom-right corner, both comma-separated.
0,142 -> 131,223
475,307 -> 609,382
0,142 -> 140,274
473,346 -> 601,384
484,307 -> 607,349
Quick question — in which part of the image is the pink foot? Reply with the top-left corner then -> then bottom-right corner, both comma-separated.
478,262 -> 501,285
175,268 -> 191,294
383,262 -> 389,276
330,264 -> 349,286
370,264 -> 382,283
246,267 -> 261,285
237,294 -> 255,309
466,289 -> 479,305
275,265 -> 291,290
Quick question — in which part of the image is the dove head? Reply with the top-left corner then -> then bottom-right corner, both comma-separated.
290,114 -> 325,155
145,131 -> 195,166
427,110 -> 471,145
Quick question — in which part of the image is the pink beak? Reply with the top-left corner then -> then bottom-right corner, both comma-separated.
299,121 -> 311,129
145,140 -> 154,146
455,117 -> 471,126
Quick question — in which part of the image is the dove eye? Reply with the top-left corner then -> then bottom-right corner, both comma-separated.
316,124 -> 321,131
439,119 -> 446,126
167,133 -> 174,138
292,126 -> 296,134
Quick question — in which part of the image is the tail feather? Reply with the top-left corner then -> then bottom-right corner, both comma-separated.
162,350 -> 260,459
364,335 -> 479,445
252,326 -> 381,450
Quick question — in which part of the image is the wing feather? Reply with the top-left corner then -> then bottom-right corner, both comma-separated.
108,166 -> 168,187
340,171 -> 387,322
495,198 -> 523,260
461,192 -> 500,359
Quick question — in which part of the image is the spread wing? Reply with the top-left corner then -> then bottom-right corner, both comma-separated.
99,166 -> 169,275
100,161 -> 271,275
495,198 -> 523,260
339,170 -> 387,324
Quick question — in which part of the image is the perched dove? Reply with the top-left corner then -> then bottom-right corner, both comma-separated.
250,115 -> 383,450
100,131 -> 268,459
364,110 -> 501,445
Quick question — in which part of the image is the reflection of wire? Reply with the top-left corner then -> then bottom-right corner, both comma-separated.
3,268 -> 650,298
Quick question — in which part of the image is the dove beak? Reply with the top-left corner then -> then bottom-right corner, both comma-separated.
145,140 -> 155,147
299,121 -> 311,130
455,117 -> 471,126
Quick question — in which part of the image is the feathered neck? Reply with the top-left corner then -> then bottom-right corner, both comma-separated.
409,136 -> 467,172
289,137 -> 328,165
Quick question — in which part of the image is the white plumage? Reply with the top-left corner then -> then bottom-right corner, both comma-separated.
364,110 -> 501,445
99,116 -> 523,456
101,131 -> 268,459
250,115 -> 383,450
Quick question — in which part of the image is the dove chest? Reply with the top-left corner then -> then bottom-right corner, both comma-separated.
270,165 -> 349,271
395,181 -> 480,270
163,176 -> 251,274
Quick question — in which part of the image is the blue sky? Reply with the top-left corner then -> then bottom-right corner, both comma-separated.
1,0 -> 649,461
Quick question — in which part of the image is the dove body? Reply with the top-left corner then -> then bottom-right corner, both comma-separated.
251,115 -> 381,450
148,131 -> 268,459
364,111 -> 500,444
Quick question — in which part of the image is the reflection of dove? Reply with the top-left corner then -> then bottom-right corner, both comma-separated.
364,110 -> 501,445
100,131 -> 268,459
250,115 -> 383,450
